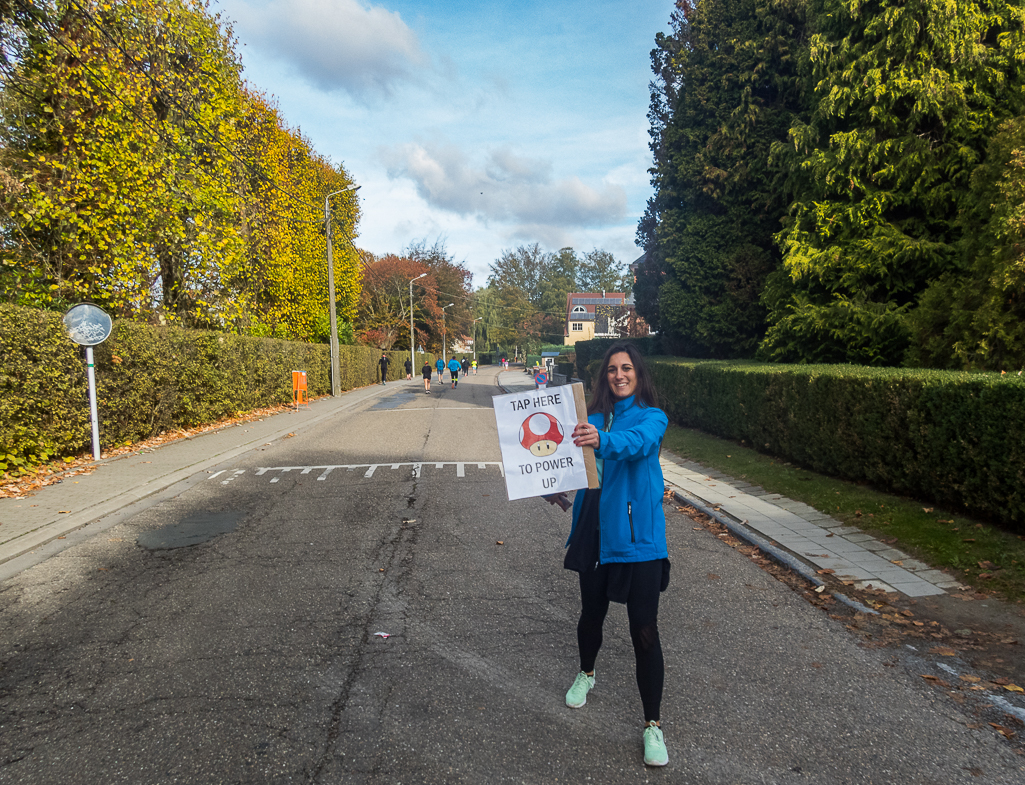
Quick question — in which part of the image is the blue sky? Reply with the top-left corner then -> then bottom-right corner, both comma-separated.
214,0 -> 677,285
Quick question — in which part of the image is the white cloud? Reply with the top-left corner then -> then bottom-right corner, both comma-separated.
381,141 -> 627,231
222,0 -> 429,97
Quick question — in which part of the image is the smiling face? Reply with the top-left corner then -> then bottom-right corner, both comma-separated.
606,351 -> 637,400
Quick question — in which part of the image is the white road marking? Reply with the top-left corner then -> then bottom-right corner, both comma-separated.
208,470 -> 225,480
376,407 -> 483,411
221,469 -> 245,485
246,462 -> 504,483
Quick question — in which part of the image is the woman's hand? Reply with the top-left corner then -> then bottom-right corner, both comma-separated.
572,422 -> 601,449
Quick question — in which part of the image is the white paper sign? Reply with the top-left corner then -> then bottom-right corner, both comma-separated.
493,387 -> 589,501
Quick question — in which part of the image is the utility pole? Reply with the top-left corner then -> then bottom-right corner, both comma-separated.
409,273 -> 426,381
441,303 -> 454,367
472,317 -> 482,364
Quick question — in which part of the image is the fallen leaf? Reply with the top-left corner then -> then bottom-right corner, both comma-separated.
960,675 -> 982,683
931,647 -> 957,656
900,610 -> 915,618
989,723 -> 1015,739
817,569 -> 835,575
496,541 -> 504,545
891,559 -> 904,566
707,573 -> 720,580
921,674 -> 940,681
922,507 -> 934,513
1005,684 -> 1024,693
58,510 -> 71,514
978,561 -> 997,570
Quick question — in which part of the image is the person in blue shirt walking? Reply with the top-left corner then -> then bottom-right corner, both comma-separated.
436,357 -> 445,381
447,356 -> 462,388
544,342 -> 671,767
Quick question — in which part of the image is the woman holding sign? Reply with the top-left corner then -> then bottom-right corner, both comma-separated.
546,342 -> 670,767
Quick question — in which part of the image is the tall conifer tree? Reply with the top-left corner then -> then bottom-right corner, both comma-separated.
640,0 -> 808,358
762,0 -> 1025,364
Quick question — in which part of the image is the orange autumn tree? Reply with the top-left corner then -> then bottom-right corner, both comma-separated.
356,253 -> 442,350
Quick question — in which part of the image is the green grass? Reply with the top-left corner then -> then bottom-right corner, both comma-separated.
662,425 -> 1025,603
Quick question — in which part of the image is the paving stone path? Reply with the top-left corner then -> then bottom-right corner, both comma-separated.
660,454 -> 961,598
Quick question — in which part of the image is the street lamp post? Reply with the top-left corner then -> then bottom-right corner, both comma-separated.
472,317 -> 482,364
409,273 -> 427,382
325,184 -> 361,396
441,302 -> 454,367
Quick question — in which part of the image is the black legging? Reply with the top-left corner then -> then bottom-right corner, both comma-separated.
577,560 -> 664,723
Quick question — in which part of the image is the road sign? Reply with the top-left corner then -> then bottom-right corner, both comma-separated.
62,303 -> 113,461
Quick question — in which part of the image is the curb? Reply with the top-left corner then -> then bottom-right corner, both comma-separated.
669,488 -> 880,616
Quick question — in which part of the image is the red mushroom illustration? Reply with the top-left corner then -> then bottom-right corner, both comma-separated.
519,412 -> 564,457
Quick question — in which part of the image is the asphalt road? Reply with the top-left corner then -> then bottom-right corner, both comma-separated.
1,370 -> 1023,784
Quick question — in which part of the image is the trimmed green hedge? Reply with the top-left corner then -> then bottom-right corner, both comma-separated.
649,359 -> 1025,532
0,304 -> 425,469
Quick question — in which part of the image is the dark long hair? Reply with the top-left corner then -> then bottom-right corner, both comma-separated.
587,342 -> 659,415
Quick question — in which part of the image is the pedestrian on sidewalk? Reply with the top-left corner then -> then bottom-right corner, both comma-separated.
471,359 -> 477,375
405,358 -> 413,380
544,342 -> 671,768
461,357 -> 469,377
436,357 -> 445,381
379,353 -> 390,384
447,356 -> 461,388
421,361 -> 432,393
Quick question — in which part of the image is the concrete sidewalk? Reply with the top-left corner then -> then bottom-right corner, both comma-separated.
498,370 -> 956,599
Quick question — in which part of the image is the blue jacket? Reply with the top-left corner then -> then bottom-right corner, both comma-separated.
436,359 -> 445,372
567,395 -> 669,563
448,358 -> 461,373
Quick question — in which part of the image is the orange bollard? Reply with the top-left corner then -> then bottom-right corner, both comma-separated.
292,370 -> 309,410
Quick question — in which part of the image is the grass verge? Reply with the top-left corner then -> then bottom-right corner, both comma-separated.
662,425 -> 1025,604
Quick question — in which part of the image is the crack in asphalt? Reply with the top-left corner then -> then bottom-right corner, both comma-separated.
308,477 -> 422,783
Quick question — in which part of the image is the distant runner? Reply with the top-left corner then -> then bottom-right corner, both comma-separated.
447,356 -> 461,388
421,360 -> 432,394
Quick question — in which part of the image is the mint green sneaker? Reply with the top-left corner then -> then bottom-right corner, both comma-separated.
565,670 -> 594,708
643,723 -> 668,766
